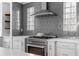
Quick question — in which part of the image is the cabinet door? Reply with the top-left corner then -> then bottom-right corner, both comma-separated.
56,47 -> 76,56
56,41 -> 76,56
13,37 -> 25,51
13,39 -> 20,49
48,41 -> 55,56
77,44 -> 79,56
21,37 -> 25,51
3,36 -> 12,48
56,42 -> 75,49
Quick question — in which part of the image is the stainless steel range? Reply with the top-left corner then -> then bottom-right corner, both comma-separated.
25,35 -> 57,56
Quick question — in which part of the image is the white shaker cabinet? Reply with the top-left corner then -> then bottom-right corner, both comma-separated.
56,41 -> 76,56
3,36 -> 12,48
12,36 -> 26,51
47,38 -> 79,56
76,44 -> 79,56
47,40 -> 55,56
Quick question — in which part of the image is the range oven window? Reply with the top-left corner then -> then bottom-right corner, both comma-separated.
27,46 -> 45,56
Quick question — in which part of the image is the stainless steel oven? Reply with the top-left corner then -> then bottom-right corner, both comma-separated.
25,38 -> 47,56
26,44 -> 47,56
25,35 -> 57,56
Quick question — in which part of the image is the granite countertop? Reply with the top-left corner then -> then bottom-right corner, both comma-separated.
0,47 -> 39,56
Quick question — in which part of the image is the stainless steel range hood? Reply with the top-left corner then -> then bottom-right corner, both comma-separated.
32,2 -> 57,16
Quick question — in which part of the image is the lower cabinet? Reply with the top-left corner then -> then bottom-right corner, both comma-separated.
3,36 -> 27,52
3,36 -> 12,48
56,42 -> 76,56
56,48 -> 76,56
12,36 -> 25,51
48,40 -> 55,56
47,39 -> 79,56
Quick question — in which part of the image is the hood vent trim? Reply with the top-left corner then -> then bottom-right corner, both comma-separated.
32,2 -> 57,16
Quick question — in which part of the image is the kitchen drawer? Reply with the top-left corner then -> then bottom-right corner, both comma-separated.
56,42 -> 75,49
56,48 -> 76,56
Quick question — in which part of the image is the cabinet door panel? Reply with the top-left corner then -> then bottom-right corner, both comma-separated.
3,36 -> 12,48
56,47 -> 76,56
48,41 -> 55,56
3,41 -> 10,48
56,41 -> 76,56
13,37 -> 25,51
13,41 -> 21,49
56,42 -> 75,49
77,44 -> 79,56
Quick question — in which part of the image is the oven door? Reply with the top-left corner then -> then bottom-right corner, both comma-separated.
26,44 -> 47,56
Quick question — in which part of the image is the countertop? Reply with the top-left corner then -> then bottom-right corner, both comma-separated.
47,37 -> 79,43
0,47 -> 39,56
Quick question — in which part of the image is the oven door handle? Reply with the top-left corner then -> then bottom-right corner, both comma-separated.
26,44 -> 46,48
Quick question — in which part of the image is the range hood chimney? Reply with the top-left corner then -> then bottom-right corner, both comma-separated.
32,2 -> 57,16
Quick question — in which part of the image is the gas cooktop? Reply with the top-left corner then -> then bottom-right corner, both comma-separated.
29,36 -> 57,39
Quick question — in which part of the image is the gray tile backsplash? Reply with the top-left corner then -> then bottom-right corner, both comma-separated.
22,2 -> 63,37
